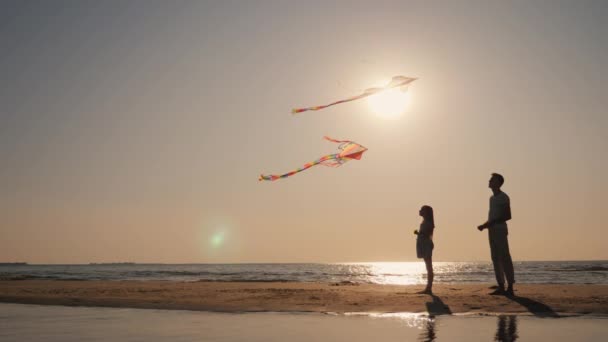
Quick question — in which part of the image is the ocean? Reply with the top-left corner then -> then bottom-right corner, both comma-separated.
1,260 -> 606,284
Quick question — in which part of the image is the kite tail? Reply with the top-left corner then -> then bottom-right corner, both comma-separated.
259,154 -> 338,181
291,105 -> 330,114
291,95 -> 366,114
323,136 -> 352,144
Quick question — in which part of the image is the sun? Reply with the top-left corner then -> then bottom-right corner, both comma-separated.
366,86 -> 410,119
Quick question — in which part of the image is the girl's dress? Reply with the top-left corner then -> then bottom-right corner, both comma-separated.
416,221 -> 434,259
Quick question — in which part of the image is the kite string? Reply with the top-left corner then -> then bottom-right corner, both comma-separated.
292,76 -> 416,114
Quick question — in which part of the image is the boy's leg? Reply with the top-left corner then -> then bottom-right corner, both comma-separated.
490,236 -> 505,289
503,239 -> 515,294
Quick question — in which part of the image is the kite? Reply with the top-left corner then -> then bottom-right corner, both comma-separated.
259,136 -> 367,181
292,75 -> 417,114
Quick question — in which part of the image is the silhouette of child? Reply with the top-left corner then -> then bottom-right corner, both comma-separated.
415,205 -> 435,294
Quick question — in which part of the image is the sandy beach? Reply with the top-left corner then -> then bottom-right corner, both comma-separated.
1,281 -> 606,316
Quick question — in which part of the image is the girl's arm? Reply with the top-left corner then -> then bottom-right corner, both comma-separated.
418,222 -> 431,237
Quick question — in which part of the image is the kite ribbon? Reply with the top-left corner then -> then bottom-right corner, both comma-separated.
259,136 -> 367,181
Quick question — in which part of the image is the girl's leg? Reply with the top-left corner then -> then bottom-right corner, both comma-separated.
424,256 -> 434,292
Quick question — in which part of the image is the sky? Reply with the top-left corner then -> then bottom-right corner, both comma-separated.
1,0 -> 606,263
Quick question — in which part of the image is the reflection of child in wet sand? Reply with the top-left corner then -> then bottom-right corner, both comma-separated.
414,205 -> 435,294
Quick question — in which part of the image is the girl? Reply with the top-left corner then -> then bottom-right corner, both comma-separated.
415,205 -> 435,294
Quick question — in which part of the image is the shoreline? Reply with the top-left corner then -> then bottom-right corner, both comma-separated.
1,281 -> 607,316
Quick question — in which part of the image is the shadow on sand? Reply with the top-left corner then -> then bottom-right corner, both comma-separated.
425,294 -> 453,317
507,295 -> 559,318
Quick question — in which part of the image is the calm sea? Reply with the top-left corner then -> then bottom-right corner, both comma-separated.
1,261 -> 606,284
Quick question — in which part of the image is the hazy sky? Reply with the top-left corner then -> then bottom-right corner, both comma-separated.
1,0 -> 606,263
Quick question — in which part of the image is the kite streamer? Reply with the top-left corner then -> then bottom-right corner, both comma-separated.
292,75 -> 417,114
259,136 -> 367,181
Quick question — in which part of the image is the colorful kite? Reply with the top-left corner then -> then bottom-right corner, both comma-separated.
292,75 -> 417,114
259,136 -> 367,181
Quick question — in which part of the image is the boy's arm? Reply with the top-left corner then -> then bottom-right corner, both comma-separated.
503,203 -> 512,222
478,199 -> 511,230
480,202 -> 511,229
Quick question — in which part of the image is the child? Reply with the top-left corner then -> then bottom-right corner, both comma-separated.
414,205 -> 435,294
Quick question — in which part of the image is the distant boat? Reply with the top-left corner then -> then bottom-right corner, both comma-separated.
0,262 -> 28,266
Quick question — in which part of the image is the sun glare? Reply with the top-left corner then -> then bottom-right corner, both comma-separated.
366,86 -> 410,119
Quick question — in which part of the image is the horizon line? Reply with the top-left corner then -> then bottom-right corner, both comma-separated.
2,259 -> 607,266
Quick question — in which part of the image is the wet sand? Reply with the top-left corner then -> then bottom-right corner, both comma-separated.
3,303 -> 608,342
1,281 -> 606,316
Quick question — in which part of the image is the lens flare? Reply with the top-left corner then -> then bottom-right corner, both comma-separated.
210,231 -> 225,248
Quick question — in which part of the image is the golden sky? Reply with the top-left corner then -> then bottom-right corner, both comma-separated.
1,1 -> 606,263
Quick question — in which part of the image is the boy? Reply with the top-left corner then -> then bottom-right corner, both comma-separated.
477,173 -> 515,296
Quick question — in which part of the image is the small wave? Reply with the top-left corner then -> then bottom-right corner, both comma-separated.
550,266 -> 608,272
0,274 -> 84,281
126,270 -> 244,277
195,278 -> 293,283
